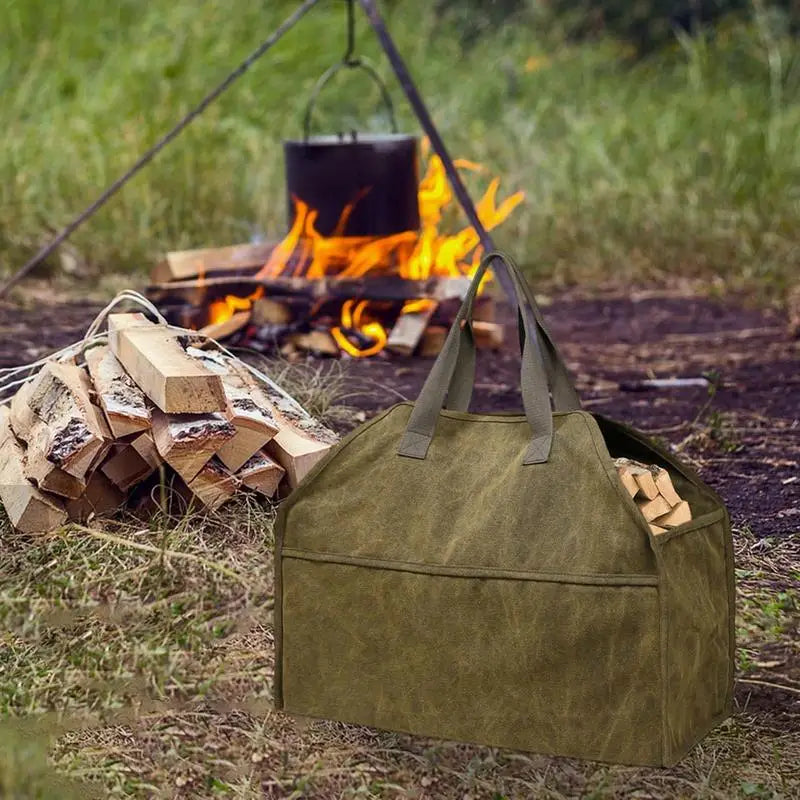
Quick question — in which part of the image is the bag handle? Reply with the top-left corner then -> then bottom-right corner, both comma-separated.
397,251 -> 568,465
444,260 -> 580,414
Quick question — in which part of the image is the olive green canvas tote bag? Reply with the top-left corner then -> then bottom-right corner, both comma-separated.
274,251 -> 735,767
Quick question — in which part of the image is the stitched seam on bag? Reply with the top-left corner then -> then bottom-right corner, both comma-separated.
280,548 -> 660,585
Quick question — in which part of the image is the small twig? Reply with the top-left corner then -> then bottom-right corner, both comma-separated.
737,677 -> 800,696
64,525 -> 252,588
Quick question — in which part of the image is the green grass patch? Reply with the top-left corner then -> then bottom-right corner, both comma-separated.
2,2 -> 800,295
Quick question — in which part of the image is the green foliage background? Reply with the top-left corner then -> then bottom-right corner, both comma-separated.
2,0 -> 800,292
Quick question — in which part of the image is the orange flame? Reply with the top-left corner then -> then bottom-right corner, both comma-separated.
208,286 -> 264,326
252,146 -> 523,357
201,146 -> 523,354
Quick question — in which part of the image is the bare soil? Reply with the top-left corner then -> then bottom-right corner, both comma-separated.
1,285 -> 797,798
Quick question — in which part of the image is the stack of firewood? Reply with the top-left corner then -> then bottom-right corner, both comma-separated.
614,458 -> 692,534
0,313 -> 337,534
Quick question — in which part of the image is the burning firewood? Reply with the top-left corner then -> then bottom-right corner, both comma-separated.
0,408 -> 67,534
150,241 -> 275,284
85,344 -> 152,438
614,457 -> 692,533
108,313 -> 227,414
387,300 -> 438,356
198,310 -> 251,341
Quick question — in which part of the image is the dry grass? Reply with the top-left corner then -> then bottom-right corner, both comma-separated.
0,365 -> 797,798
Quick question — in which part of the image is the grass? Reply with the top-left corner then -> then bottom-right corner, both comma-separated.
1,501 -> 798,798
2,1 -> 800,296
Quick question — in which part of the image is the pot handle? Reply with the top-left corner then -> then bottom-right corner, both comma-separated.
397,252 -> 558,465
303,57 -> 398,140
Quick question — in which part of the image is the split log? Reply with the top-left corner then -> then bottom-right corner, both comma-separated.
653,500 -> 692,528
27,361 -> 112,479
108,314 -> 226,414
24,422 -> 87,499
198,310 -> 251,341
290,330 -> 340,357
186,458 -> 240,511
0,408 -> 67,533
651,466 -> 682,507
649,524 -> 668,536
10,380 -> 87,498
614,458 -> 658,500
85,344 -> 151,438
65,470 -> 125,522
151,409 -> 236,483
252,297 -> 292,326
150,241 -> 275,284
237,450 -> 285,498
186,348 -> 280,472
101,432 -> 161,491
471,320 -> 504,351
257,383 -> 338,488
387,301 -> 437,356
9,380 -> 38,437
637,494 -> 673,522
615,463 -> 640,499
420,325 -> 448,357
216,356 -> 337,487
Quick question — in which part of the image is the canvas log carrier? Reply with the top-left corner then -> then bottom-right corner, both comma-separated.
274,252 -> 734,766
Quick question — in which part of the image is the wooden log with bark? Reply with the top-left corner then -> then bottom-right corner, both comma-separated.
186,457 -> 240,511
26,361 -> 112,479
185,348 -> 280,472
85,344 -> 152,438
151,409 -> 236,483
0,408 -> 67,533
236,450 -> 285,498
108,314 -> 227,414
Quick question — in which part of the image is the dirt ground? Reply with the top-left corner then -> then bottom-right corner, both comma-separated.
0,283 -> 798,798
2,284 -> 797,538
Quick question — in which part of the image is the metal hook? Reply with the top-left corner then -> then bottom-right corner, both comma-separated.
302,0 -> 398,140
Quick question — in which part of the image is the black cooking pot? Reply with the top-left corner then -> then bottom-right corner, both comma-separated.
284,133 -> 419,238
284,55 -> 420,238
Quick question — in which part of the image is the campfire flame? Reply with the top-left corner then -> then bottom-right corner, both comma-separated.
210,144 -> 524,354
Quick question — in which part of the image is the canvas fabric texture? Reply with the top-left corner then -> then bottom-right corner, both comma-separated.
273,253 -> 735,767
